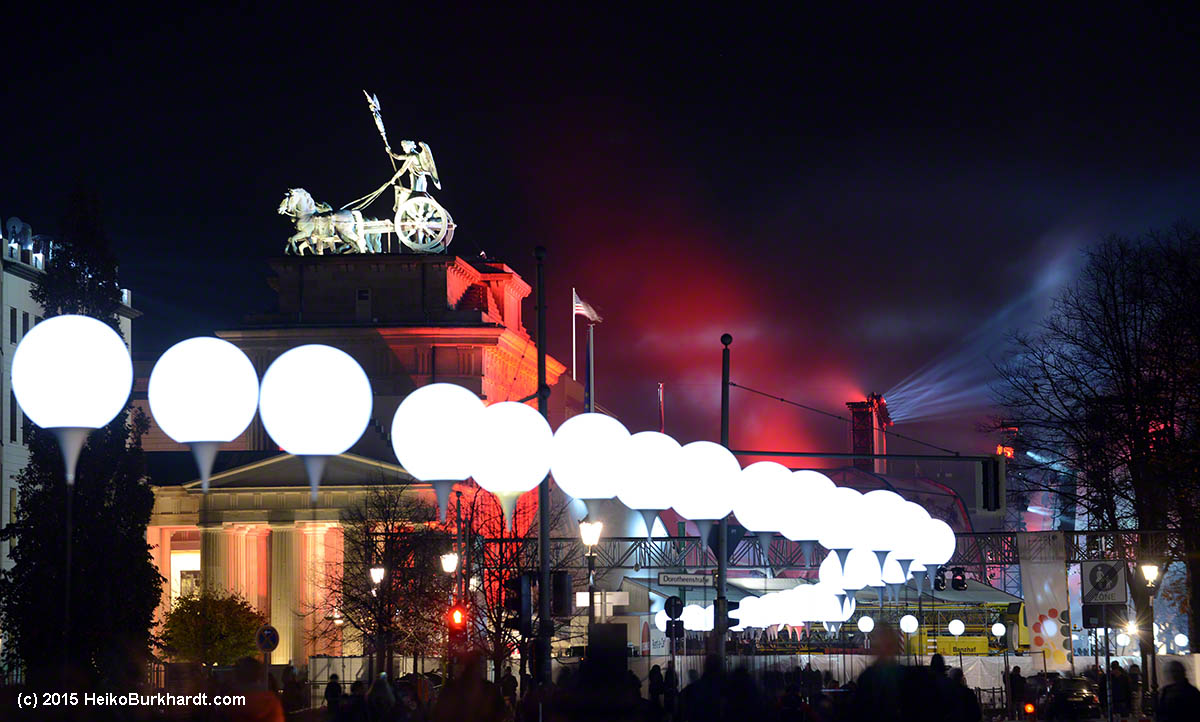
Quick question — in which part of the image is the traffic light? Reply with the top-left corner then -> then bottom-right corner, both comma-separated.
666,620 -> 685,639
714,598 -> 741,631
503,572 -> 533,638
551,571 -> 574,617
977,455 -> 1006,512
933,567 -> 947,591
447,603 -> 468,646
951,567 -> 967,591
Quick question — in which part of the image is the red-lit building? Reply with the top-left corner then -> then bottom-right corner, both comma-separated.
142,254 -> 583,667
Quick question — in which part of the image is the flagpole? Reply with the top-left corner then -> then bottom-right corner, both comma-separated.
585,324 -> 595,413
572,287 -> 577,380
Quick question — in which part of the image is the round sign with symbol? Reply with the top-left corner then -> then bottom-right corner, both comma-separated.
1089,564 -> 1119,592
665,596 -> 684,620
256,624 -> 280,653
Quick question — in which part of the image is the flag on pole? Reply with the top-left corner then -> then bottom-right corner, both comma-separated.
572,289 -> 603,323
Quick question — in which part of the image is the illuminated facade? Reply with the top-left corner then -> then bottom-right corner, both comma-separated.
144,254 -> 577,667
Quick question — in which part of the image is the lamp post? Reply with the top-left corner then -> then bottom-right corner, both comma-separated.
580,520 -> 603,626
1140,561 -> 1161,707
441,552 -> 459,575
948,618 -> 965,671
369,565 -> 386,678
993,621 -> 1009,715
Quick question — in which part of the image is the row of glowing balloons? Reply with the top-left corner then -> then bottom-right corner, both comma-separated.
12,316 -> 957,601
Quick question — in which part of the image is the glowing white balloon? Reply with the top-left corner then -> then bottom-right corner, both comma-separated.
819,552 -> 845,590
1175,633 -> 1189,648
891,502 -> 933,564
861,490 -> 906,555
991,622 -> 1006,638
391,383 -> 485,520
550,412 -> 630,502
259,344 -> 374,499
818,487 -> 864,552
12,314 -> 133,433
654,609 -> 668,633
149,337 -> 259,444
900,615 -> 919,634
781,470 -> 836,542
12,314 -> 135,485
673,441 -> 739,521
858,615 -> 875,633
919,518 -> 958,567
471,402 -> 553,529
948,619 -> 965,636
734,461 -> 792,532
1116,632 -> 1131,647
841,548 -> 883,591
259,345 -> 372,456
149,337 -> 260,491
617,431 -> 681,511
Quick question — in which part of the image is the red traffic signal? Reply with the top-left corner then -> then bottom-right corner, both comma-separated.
448,605 -> 467,630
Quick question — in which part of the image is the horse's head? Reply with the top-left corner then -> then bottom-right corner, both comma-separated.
277,189 -> 296,216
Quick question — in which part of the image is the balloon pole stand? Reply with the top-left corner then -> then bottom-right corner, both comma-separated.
432,480 -> 455,523
898,559 -> 913,580
300,455 -> 328,503
190,441 -> 221,494
51,427 -> 90,485
498,493 -> 519,532
834,548 -> 852,568
694,520 -> 714,549
638,509 -> 659,540
755,532 -> 773,565
800,540 -> 816,567
874,550 -> 890,569
582,498 -> 603,522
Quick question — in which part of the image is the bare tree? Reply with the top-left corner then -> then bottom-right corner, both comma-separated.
308,485 -> 454,677
992,225 -> 1200,650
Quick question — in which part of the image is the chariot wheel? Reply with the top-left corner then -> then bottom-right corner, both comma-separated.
395,196 -> 456,253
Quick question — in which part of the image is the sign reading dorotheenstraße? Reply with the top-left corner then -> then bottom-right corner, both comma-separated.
658,573 -> 714,587
1081,561 -> 1128,604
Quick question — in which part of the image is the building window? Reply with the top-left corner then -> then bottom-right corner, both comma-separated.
22,312 -> 29,338
8,308 -> 15,344
9,391 -> 16,443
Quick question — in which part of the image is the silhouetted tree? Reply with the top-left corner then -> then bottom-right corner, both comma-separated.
992,224 -> 1200,652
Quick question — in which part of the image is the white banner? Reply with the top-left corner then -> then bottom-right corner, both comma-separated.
1018,532 -> 1073,671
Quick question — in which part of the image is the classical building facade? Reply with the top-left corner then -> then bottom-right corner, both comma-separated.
144,253 -> 579,668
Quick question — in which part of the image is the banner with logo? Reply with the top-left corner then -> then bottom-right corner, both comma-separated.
1018,532 -> 1073,671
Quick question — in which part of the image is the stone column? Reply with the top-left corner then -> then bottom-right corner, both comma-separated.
269,524 -> 303,666
201,525 -> 228,593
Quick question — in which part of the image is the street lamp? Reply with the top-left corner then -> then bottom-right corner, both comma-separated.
1140,559 -> 1162,701
258,345 -> 373,501
440,552 -> 459,575
370,566 -> 385,586
580,520 -> 603,626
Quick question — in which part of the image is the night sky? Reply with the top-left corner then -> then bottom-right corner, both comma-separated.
4,7 -> 1199,460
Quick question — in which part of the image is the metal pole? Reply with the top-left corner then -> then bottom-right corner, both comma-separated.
534,247 -> 552,687
1148,593 -> 1157,708
572,287 -> 577,380
588,551 -> 596,626
64,480 -> 73,684
586,325 -> 595,413
1104,606 -> 1113,722
456,491 -> 464,601
716,333 -> 732,667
